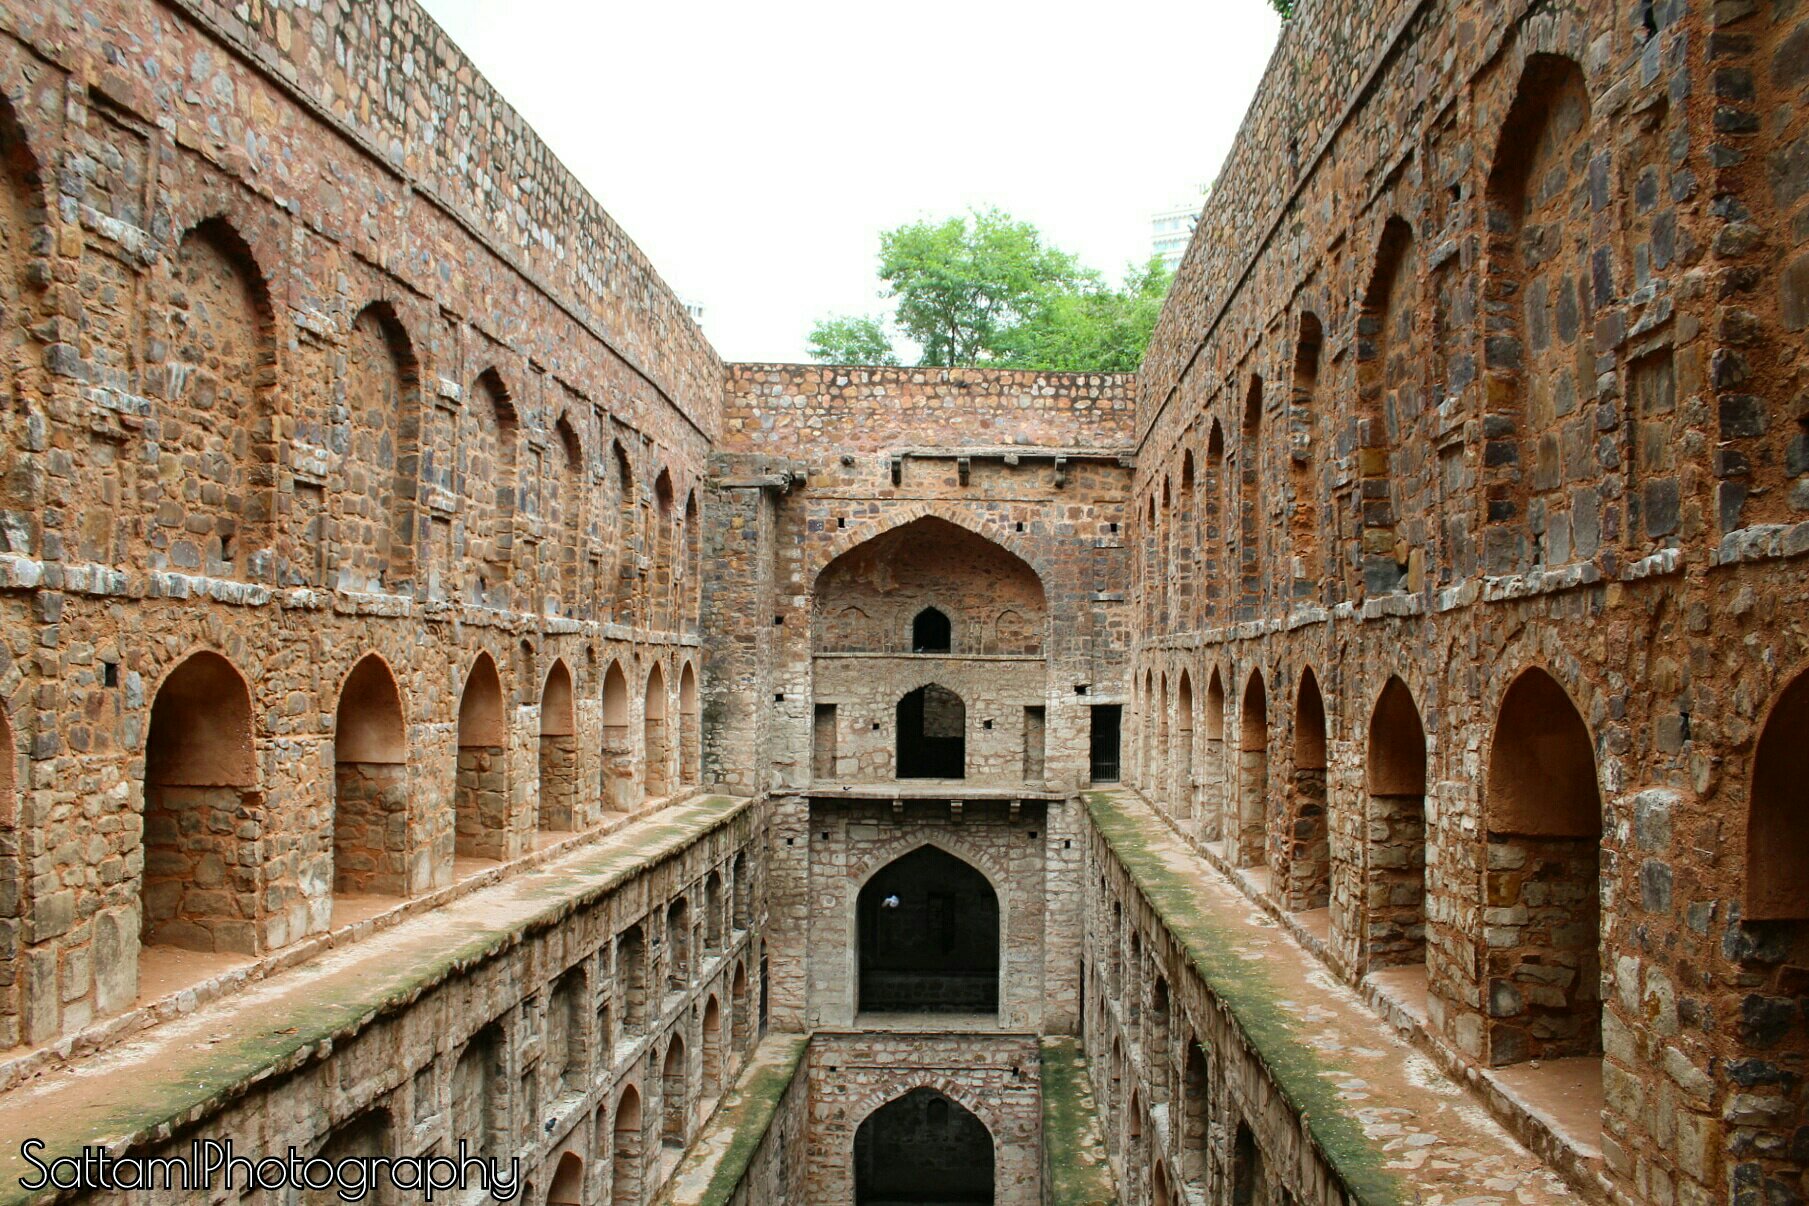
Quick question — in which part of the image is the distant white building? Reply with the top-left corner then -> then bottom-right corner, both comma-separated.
683,300 -> 706,323
1151,186 -> 1210,273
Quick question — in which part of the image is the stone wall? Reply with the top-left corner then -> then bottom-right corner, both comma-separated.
0,0 -> 720,1046
1129,0 -> 1809,1201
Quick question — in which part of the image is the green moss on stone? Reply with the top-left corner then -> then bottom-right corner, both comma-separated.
1085,791 -> 1405,1205
1040,1038 -> 1116,1205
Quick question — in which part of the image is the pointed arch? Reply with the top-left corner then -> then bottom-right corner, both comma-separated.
731,959 -> 751,1053
678,661 -> 700,787
341,303 -> 422,593
644,661 -> 670,797
610,441 -> 638,624
912,606 -> 953,653
611,1084 -> 643,1205
0,104 -> 50,558
538,660 -> 578,832
1204,419 -> 1228,625
1484,667 -> 1601,1065
1236,670 -> 1269,867
455,652 -> 506,863
1177,450 -> 1198,629
546,1151 -> 583,1206
333,654 -> 408,900
857,844 -> 1000,1016
601,659 -> 633,812
683,488 -> 702,636
1289,311 -> 1324,599
896,683 -> 965,779
1363,675 -> 1429,970
147,219 -> 277,578
466,369 -> 518,608
854,1087 -> 995,1205
1355,216 -> 1417,596
652,468 -> 677,631
1481,53 -> 1595,573
142,651 -> 259,954
1285,668 -> 1330,911
552,413 -> 584,618
661,1032 -> 689,1148
1748,669 -> 1809,920
1239,374 -> 1264,617
701,994 -> 724,1106
1203,666 -> 1227,843
1175,670 -> 1196,824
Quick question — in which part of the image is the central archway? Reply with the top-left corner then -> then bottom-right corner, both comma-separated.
854,1087 -> 995,1205
858,846 -> 999,1016
897,684 -> 966,779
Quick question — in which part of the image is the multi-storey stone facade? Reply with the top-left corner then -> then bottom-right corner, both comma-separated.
0,0 -> 1804,1202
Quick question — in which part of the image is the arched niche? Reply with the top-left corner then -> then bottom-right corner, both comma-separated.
601,660 -> 633,812
1363,676 -> 1429,970
857,845 -> 999,1017
679,661 -> 700,787
644,662 -> 670,797
455,653 -> 506,862
141,651 -> 259,953
538,660 -> 578,832
1236,671 -> 1268,867
1483,666 -> 1602,1066
1748,670 -> 1809,921
1286,668 -> 1329,912
813,516 -> 1046,656
611,1084 -> 643,1204
332,654 -> 409,899
853,1087 -> 995,1205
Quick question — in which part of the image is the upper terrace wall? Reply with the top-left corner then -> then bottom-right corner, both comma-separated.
1129,0 -> 1809,1201
0,0 -> 721,1046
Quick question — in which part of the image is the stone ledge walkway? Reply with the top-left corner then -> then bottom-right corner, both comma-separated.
0,795 -> 749,1205
1089,789 -> 1584,1205
661,1033 -> 808,1205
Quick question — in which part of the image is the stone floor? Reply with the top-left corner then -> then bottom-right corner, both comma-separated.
0,796 -> 748,1203
1091,789 -> 1586,1204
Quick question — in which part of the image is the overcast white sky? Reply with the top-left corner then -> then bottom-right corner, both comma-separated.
415,0 -> 1284,364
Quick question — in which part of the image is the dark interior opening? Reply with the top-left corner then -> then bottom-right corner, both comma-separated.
912,607 -> 952,653
858,846 -> 999,1015
854,1088 -> 995,1205
1090,704 -> 1122,782
897,684 -> 966,779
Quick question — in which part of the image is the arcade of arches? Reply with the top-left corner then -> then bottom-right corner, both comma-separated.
1,0 -> 1806,1203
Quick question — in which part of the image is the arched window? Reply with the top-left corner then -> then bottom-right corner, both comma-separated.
854,1089 -> 994,1205
333,654 -> 408,900
858,846 -> 999,1016
1748,671 -> 1809,920
896,684 -> 965,779
912,606 -> 952,653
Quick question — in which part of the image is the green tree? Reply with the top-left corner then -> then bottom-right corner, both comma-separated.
995,257 -> 1174,373
806,314 -> 899,365
876,208 -> 1090,366
805,209 -> 1171,372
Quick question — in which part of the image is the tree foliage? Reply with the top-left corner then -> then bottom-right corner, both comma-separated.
805,315 -> 899,365
806,208 -> 1173,373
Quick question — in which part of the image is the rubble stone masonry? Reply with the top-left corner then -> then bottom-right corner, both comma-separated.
0,0 -> 1804,1202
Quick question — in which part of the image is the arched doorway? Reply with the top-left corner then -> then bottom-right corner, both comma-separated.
853,1088 -> 994,1205
333,654 -> 408,903
896,684 -> 966,779
611,1084 -> 642,1205
644,663 -> 670,798
455,653 -> 506,862
1484,667 -> 1601,1066
602,660 -> 632,812
858,846 -> 998,1016
142,652 -> 258,954
1366,677 -> 1427,970
679,662 -> 700,787
538,661 -> 577,832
